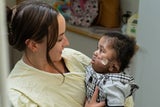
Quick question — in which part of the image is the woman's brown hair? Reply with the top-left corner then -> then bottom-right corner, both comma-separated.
6,1 -> 62,73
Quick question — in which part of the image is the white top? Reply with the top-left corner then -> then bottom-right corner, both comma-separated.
8,48 -> 91,107
8,48 -> 134,107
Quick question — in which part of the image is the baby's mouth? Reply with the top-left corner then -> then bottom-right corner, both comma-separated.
91,56 -> 96,64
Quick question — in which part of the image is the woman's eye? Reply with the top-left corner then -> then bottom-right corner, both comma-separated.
58,39 -> 62,42
57,38 -> 63,42
57,34 -> 65,42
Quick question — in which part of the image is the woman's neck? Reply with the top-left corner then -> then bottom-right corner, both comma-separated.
22,53 -> 69,74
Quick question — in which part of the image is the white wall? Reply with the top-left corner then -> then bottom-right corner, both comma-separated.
134,0 -> 160,106
121,0 -> 139,14
66,31 -> 98,58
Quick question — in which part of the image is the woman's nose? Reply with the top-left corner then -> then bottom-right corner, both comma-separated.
63,35 -> 70,47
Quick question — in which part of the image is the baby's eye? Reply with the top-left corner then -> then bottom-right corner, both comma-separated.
99,48 -> 105,53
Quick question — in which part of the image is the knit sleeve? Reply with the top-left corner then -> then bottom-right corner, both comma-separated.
103,80 -> 132,106
9,89 -> 38,107
62,48 -> 91,66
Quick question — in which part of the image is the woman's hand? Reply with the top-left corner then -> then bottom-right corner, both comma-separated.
85,87 -> 105,107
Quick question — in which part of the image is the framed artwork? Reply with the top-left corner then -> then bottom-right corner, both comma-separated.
16,0 -> 23,4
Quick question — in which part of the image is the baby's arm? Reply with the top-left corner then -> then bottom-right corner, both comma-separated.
103,81 -> 131,107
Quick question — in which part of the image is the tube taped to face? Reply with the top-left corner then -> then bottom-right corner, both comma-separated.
101,58 -> 109,65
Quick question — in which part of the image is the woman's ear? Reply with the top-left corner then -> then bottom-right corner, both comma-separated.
25,39 -> 38,52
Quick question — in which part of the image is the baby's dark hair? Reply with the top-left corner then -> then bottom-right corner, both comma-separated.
104,31 -> 136,72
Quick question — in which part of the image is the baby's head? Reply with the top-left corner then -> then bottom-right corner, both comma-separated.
91,31 -> 136,74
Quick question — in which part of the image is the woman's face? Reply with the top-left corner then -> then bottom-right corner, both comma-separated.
49,14 -> 69,62
91,36 -> 118,73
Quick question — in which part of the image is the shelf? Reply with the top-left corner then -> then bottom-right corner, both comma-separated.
66,24 -> 102,40
66,23 -> 139,51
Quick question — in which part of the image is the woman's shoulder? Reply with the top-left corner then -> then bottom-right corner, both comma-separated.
62,48 -> 91,65
63,48 -> 85,55
62,48 -> 89,58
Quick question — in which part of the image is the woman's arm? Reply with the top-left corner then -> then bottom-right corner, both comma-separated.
85,87 -> 105,107
9,89 -> 38,107
124,96 -> 134,107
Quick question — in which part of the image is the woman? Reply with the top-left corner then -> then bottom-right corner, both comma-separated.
7,0 -> 105,107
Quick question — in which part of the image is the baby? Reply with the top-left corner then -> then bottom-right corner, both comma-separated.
85,31 -> 139,107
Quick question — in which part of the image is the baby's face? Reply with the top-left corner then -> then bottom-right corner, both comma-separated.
91,36 -> 118,74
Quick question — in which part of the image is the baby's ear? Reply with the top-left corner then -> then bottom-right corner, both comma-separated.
109,61 -> 120,73
113,62 -> 120,72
